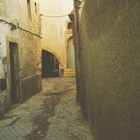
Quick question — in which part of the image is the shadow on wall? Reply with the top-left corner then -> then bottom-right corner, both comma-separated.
42,50 -> 60,78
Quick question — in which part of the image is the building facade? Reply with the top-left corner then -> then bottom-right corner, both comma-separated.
39,0 -> 75,77
0,0 -> 42,116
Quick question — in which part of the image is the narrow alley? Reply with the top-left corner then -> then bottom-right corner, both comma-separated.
0,78 -> 93,140
0,0 -> 140,140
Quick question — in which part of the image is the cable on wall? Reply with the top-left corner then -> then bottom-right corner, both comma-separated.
40,14 -> 69,18
0,18 -> 41,38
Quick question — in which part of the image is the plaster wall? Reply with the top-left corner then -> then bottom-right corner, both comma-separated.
74,0 -> 140,140
0,0 -> 6,16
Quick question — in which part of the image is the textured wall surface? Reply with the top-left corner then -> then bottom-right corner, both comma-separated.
0,0 -> 42,116
74,0 -> 140,140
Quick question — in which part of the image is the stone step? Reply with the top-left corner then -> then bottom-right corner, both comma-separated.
64,69 -> 76,77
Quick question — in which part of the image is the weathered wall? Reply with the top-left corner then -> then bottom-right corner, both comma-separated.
0,0 -> 42,116
74,0 -> 140,140
39,0 -> 73,71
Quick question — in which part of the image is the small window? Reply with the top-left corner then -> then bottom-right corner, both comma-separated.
34,2 -> 37,14
27,0 -> 32,20
68,22 -> 73,29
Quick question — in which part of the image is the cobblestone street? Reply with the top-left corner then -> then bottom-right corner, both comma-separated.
0,78 -> 93,140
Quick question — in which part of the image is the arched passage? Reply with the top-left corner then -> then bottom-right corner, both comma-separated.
67,37 -> 75,69
42,50 -> 59,78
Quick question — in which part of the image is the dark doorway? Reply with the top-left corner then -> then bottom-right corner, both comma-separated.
42,50 -> 59,78
9,42 -> 20,104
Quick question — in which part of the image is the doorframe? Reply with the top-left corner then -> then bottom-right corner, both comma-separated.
65,34 -> 73,68
6,36 -> 22,104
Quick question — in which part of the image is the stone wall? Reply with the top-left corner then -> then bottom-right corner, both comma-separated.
74,0 -> 140,140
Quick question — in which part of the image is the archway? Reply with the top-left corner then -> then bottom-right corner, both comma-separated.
42,50 -> 59,78
67,37 -> 75,69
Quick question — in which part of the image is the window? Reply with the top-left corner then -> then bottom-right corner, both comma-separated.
34,2 -> 37,14
68,22 -> 73,29
27,0 -> 32,20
